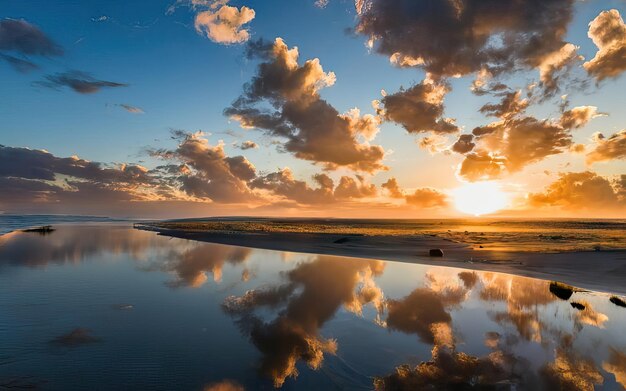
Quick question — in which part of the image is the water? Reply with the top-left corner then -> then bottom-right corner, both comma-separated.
1,224 -> 625,390
0,215 -> 125,235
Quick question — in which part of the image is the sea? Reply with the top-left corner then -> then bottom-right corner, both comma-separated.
0,214 -> 127,235
1,224 -> 625,389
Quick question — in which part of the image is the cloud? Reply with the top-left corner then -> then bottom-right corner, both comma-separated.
381,177 -> 448,208
237,140 -> 258,150
527,171 -> 625,212
355,0 -> 576,78
586,130 -> 626,164
559,106 -> 600,130
455,92 -> 603,181
37,71 -> 128,94
117,104 -> 144,114
151,131 -> 257,203
334,175 -> 377,199
451,134 -> 475,154
405,188 -> 448,208
225,38 -> 386,172
223,256 -> 385,387
584,10 -> 626,81
0,144 -> 184,214
250,168 -> 377,204
457,151 -> 506,182
376,76 -> 458,134
538,43 -> 583,95
381,178 -> 403,198
458,116 -> 572,181
194,1 -> 256,44
479,91 -> 528,119
0,19 -> 63,56
0,53 -> 39,73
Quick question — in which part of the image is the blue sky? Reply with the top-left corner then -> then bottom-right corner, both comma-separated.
1,0 -> 625,217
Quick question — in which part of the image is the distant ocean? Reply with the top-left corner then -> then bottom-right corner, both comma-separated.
0,214 -> 127,235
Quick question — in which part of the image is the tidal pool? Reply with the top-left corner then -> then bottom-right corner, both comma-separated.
1,225 -> 625,390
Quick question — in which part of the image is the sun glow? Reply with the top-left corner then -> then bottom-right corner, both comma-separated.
452,181 -> 508,216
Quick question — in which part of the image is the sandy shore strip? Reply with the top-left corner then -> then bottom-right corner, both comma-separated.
135,222 -> 626,296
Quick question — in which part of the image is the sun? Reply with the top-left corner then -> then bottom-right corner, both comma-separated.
452,181 -> 508,216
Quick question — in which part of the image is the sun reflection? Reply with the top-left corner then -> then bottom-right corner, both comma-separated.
452,181 -> 508,216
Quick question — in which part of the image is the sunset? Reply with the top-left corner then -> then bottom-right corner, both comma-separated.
1,0 -> 626,389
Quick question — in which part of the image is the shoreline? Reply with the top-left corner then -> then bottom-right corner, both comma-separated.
135,223 -> 626,296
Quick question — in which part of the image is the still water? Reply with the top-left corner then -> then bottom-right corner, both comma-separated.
1,225 -> 625,390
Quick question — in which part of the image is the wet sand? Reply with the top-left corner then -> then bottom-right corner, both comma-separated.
135,223 -> 626,296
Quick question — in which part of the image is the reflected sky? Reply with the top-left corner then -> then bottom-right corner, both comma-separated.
1,225 -> 625,390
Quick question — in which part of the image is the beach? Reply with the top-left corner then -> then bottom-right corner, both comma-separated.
135,219 -> 626,296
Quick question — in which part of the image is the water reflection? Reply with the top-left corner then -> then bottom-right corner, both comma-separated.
223,256 -> 385,387
0,225 -> 624,390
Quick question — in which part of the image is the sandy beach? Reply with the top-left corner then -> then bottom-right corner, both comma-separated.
135,221 -> 626,296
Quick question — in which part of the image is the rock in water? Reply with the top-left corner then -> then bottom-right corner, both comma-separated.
429,249 -> 444,257
549,281 -> 574,300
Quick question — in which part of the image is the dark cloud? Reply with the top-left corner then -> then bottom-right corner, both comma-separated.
37,71 -> 128,94
479,90 -> 528,119
527,171 -> 626,212
355,0 -> 576,78
225,38 -> 386,172
586,130 -> 626,164
457,151 -> 506,182
584,10 -> 626,82
152,131 -> 257,203
223,256 -> 385,387
0,19 -> 62,56
0,144 -> 164,210
451,134 -> 475,154
377,77 -> 458,134
0,53 -> 39,73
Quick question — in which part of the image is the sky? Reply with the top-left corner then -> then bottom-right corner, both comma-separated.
1,0 -> 625,218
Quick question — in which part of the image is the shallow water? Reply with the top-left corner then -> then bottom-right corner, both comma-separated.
1,224 -> 625,390
0,215 -> 125,235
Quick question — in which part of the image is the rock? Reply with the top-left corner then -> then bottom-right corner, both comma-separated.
429,249 -> 444,257
333,237 -> 350,244
570,302 -> 585,310
549,281 -> 574,300
22,225 -> 55,234
610,296 -> 626,308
